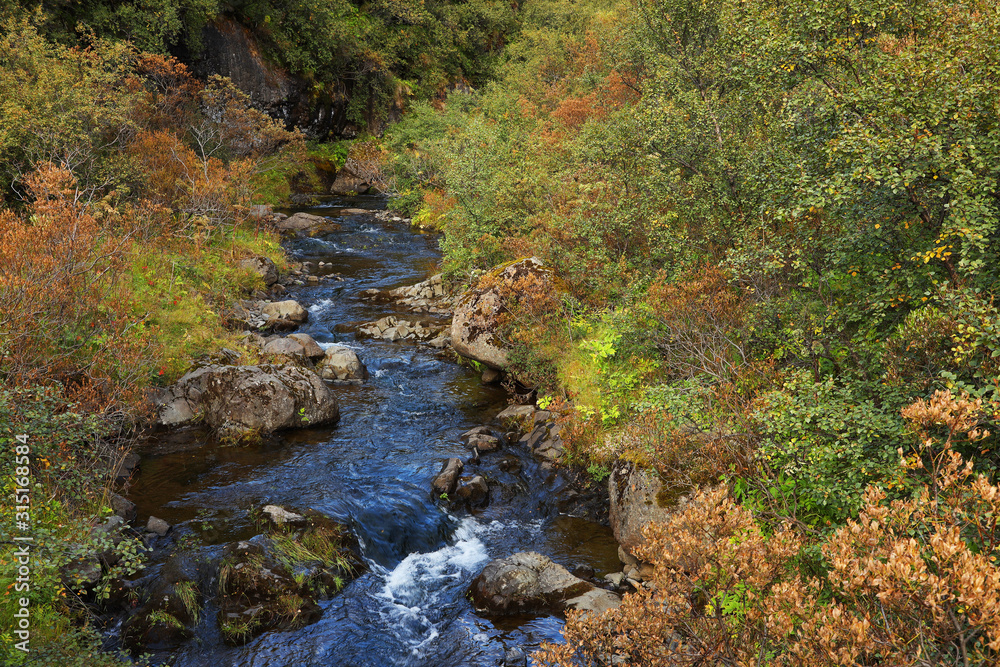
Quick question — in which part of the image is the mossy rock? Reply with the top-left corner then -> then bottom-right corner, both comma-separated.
216,510 -> 364,645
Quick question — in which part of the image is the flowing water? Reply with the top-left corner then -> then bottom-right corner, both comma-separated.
127,197 -> 619,667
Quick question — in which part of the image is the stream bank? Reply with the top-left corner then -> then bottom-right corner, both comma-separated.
118,196 -> 621,666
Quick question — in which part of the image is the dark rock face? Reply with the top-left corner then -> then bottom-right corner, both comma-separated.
190,17 -> 335,137
469,552 -> 618,616
195,18 -> 298,115
189,16 -> 401,138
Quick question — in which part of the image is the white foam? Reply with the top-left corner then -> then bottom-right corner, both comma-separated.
375,517 -> 489,657
308,299 -> 334,313
317,341 -> 362,351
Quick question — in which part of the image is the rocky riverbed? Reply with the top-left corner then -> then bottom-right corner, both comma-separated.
91,196 -> 658,667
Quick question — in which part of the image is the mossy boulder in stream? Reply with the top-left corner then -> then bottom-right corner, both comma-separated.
122,554 -> 208,653
217,509 -> 365,645
153,363 -> 340,441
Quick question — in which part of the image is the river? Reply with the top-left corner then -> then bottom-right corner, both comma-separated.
125,196 -> 619,667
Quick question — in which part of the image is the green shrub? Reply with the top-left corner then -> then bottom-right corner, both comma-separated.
751,372 -> 910,526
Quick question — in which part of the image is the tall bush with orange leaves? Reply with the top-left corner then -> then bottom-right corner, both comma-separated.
537,390 -> 1000,666
0,165 -> 152,413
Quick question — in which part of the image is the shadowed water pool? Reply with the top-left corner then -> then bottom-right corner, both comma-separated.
127,197 -> 619,667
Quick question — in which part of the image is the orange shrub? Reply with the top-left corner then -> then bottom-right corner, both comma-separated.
0,165 -> 151,412
537,390 -> 1000,666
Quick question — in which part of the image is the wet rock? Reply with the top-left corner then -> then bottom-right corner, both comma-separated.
455,475 -> 489,506
261,505 -> 307,528
467,433 -> 501,453
146,516 -> 171,536
317,345 -> 369,382
287,333 -> 326,360
216,516 -> 363,645
122,553 -> 206,653
262,299 -> 308,324
609,460 -> 674,554
263,337 -> 307,358
277,212 -> 342,235
461,425 -> 494,440
498,456 -> 522,474
238,256 -> 278,286
605,572 -> 626,587
432,458 -> 464,495
110,493 -> 136,522
469,551 -> 596,616
363,274 -> 457,313
504,648 -> 528,667
451,258 -> 554,370
152,364 -> 340,439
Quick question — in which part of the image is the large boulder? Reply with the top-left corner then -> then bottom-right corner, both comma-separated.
153,364 -> 339,440
469,552 -> 618,616
451,258 -> 553,371
316,345 -> 368,382
609,460 -> 674,557
276,212 -> 342,236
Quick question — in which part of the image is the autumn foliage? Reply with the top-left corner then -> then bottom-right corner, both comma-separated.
537,391 -> 1000,666
0,24 -> 302,415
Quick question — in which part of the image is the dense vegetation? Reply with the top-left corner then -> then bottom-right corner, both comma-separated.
383,0 -> 1000,662
0,0 -> 522,659
11,0 -> 519,128
4,0 -> 1000,662
0,14 -> 301,663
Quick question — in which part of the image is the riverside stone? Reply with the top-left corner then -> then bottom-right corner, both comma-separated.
432,458 -> 464,495
153,364 -> 339,438
262,300 -> 308,323
469,552 -> 608,616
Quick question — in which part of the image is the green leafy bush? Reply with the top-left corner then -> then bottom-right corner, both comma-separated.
752,372 -> 910,525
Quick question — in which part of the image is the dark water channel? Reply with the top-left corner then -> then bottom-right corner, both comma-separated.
127,197 -> 620,667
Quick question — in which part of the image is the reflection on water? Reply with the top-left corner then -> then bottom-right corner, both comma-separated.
129,197 -> 618,666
